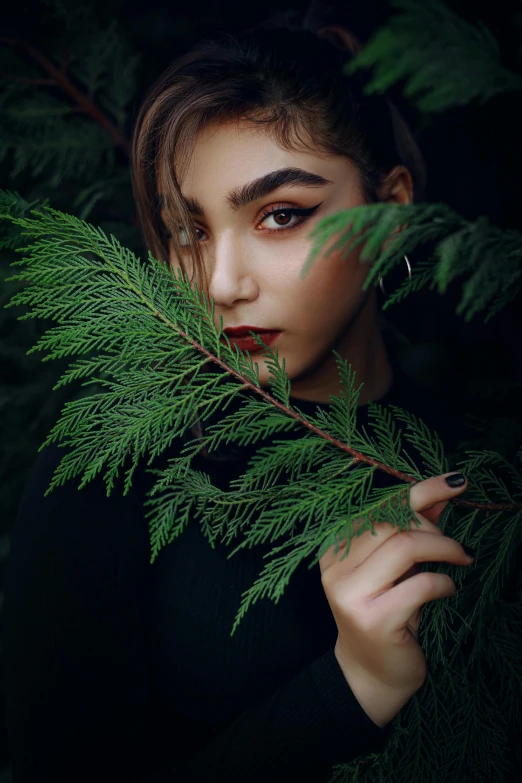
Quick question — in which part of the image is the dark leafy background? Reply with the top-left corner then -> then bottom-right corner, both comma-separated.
1,0 -> 522,778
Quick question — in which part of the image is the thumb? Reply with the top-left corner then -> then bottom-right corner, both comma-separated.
409,472 -> 468,524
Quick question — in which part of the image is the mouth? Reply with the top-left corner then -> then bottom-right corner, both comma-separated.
220,330 -> 282,353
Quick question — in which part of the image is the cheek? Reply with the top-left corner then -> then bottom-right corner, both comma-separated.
293,247 -> 365,316
168,244 -> 199,286
167,242 -> 182,273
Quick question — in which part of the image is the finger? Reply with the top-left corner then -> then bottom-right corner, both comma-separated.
407,605 -> 423,639
372,570 -> 458,639
319,471 -> 467,575
392,562 -> 420,587
319,506 -> 444,576
347,530 -> 472,599
408,473 -> 468,517
420,499 -> 449,526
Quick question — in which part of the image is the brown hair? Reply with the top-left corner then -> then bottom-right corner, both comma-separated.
130,5 -> 426,461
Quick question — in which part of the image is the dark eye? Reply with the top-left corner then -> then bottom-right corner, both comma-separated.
173,201 -> 322,247
258,204 -> 322,234
175,226 -> 206,247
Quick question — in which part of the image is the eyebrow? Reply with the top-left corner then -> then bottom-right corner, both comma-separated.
164,167 -> 333,217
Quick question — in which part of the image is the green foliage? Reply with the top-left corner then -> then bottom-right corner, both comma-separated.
2,199 -> 521,645
0,0 -> 142,533
0,0 -> 140,247
301,202 -> 522,323
345,0 -> 522,111
2,1 -> 522,781
0,192 -> 71,527
67,19 -> 140,126
2,195 -> 522,783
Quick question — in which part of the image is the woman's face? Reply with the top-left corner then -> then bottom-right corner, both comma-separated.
163,120 -> 412,403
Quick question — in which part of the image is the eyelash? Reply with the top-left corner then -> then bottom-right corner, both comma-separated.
176,202 -> 322,244
257,202 -> 322,235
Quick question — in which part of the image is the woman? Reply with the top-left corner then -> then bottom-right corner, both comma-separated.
3,8 -> 474,783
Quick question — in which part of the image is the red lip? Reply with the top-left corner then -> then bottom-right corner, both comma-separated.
220,330 -> 282,353
222,325 -> 276,337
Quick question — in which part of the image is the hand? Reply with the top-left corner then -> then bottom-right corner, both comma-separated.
318,472 -> 473,726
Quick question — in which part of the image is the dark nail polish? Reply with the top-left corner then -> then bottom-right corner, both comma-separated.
462,545 -> 475,559
445,473 -> 466,488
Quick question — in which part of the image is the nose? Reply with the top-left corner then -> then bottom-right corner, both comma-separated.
207,238 -> 257,309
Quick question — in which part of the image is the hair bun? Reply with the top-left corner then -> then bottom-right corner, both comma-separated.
316,25 -> 362,56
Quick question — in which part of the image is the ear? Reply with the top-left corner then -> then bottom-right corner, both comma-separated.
377,165 -> 414,249
377,165 -> 413,207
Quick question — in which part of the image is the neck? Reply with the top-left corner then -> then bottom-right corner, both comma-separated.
289,289 -> 394,406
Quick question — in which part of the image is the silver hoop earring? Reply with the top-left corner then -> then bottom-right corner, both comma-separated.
379,255 -> 412,297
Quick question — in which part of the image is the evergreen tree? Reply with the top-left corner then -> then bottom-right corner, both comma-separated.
1,0 -> 522,781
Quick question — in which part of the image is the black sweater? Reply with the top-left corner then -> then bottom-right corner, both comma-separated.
3,354 -> 470,783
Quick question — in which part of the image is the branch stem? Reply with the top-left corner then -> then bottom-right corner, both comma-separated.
0,37 -> 130,155
143,292 -> 522,513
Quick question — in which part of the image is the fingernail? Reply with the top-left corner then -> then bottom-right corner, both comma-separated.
445,473 -> 467,488
462,545 -> 475,559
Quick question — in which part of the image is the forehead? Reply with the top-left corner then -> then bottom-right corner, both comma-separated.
174,121 -> 356,195
157,120 -> 364,220
180,122 -> 315,183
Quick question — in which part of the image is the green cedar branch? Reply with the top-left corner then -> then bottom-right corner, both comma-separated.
1,196 -> 521,514
301,202 -> 522,324
345,0 -> 522,112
